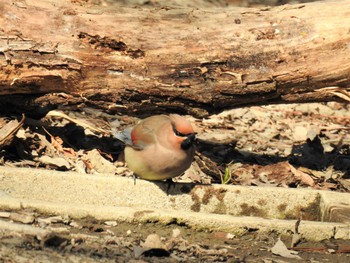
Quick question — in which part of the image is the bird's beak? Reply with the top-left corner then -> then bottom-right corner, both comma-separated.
188,133 -> 196,142
181,133 -> 196,150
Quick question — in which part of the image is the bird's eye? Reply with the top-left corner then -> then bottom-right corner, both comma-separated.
173,128 -> 185,137
173,127 -> 197,138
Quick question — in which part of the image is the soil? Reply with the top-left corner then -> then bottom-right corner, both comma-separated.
1,210 -> 350,262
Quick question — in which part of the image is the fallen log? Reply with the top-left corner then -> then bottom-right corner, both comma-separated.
0,0 -> 349,117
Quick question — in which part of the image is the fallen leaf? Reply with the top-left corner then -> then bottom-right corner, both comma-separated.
43,128 -> 77,157
10,212 -> 35,224
46,110 -> 109,135
38,216 -> 65,225
62,147 -> 77,157
135,234 -> 170,258
141,234 -> 165,249
0,115 -> 25,149
51,135 -> 64,152
288,163 -> 315,186
293,126 -> 308,142
271,238 -> 301,259
210,232 -> 235,240
306,126 -> 320,141
36,156 -> 71,169
85,149 -> 116,174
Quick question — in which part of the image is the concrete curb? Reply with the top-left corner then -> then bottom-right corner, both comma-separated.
0,167 -> 349,241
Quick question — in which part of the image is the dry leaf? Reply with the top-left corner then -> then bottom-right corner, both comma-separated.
47,110 -> 109,135
271,238 -> 301,259
37,156 -> 71,169
293,126 -> 308,142
51,136 -> 64,151
288,163 -> 315,186
0,115 -> 25,149
85,149 -> 116,174
134,234 -> 170,258
10,212 -> 35,224
43,128 -> 77,157
141,234 -> 165,249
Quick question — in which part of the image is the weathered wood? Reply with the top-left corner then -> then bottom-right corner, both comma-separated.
0,0 -> 350,117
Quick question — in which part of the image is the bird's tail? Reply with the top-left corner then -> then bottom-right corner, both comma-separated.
112,127 -> 133,145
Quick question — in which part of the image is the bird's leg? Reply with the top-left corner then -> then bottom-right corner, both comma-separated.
165,178 -> 175,195
133,174 -> 137,185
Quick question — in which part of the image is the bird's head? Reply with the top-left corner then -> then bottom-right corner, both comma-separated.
169,114 -> 196,151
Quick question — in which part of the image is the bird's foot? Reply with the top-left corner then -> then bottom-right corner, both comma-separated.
165,178 -> 175,195
133,174 -> 137,185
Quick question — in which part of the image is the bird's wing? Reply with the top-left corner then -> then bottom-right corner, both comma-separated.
113,115 -> 170,150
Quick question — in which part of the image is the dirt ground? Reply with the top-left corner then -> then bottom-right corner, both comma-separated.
1,209 -> 350,262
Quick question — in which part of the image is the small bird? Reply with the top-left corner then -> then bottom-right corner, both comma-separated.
115,114 -> 196,181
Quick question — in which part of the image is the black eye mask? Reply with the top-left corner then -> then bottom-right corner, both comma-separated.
180,133 -> 196,150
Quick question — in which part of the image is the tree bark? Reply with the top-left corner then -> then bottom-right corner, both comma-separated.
1,0 -> 350,117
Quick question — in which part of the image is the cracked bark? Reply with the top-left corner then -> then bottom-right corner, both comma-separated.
0,0 -> 350,118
